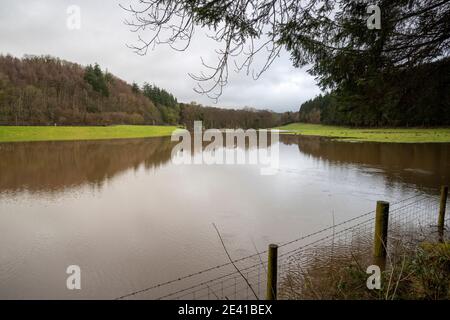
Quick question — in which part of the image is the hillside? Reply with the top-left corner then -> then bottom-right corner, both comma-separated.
0,55 -> 168,126
0,54 -> 298,129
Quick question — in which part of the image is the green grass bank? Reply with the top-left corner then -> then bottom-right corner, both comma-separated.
2,124 -> 450,143
276,123 -> 450,143
0,125 -> 178,143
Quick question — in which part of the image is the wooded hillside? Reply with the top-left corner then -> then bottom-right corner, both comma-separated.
0,55 -> 166,125
0,55 -> 296,128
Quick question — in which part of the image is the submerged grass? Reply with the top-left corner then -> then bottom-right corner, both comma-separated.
0,125 -> 178,143
275,123 -> 450,143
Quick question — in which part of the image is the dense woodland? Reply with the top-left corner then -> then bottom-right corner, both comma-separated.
299,58 -> 450,127
0,55 -> 296,128
0,55 -> 163,125
179,104 -> 279,129
0,56 -> 162,125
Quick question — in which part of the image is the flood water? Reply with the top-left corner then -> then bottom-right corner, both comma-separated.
0,135 -> 449,299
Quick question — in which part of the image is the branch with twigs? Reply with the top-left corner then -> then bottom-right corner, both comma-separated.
212,223 -> 259,300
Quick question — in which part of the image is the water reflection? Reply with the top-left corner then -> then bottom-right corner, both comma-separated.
0,135 -> 449,299
282,135 -> 450,194
0,138 -> 174,193
0,135 -> 449,195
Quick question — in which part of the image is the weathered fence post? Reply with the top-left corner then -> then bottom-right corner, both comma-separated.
266,244 -> 278,300
373,201 -> 389,268
438,185 -> 448,241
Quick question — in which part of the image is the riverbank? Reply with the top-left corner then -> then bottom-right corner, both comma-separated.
0,125 -> 178,143
276,123 -> 450,143
2,124 -> 450,143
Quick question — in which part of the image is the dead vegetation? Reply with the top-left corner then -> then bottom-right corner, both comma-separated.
279,226 -> 450,300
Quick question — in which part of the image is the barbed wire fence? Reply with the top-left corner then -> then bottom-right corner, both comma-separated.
116,189 -> 449,300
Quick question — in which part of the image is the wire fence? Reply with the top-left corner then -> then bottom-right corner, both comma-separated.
116,192 -> 449,300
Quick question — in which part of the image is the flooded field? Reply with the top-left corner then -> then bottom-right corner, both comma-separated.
0,135 -> 449,299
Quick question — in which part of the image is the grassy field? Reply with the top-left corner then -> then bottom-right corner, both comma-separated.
276,123 -> 450,143
2,123 -> 450,143
0,125 -> 178,143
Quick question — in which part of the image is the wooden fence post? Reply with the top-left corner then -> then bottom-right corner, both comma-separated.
374,201 -> 389,267
438,185 -> 448,241
266,244 -> 278,300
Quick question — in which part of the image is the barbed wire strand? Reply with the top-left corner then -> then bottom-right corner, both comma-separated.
115,193 -> 432,300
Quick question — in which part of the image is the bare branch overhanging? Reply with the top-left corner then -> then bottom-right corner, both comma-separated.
121,0 -> 450,100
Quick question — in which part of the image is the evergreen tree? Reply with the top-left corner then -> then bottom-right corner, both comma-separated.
131,82 -> 140,94
84,63 -> 109,97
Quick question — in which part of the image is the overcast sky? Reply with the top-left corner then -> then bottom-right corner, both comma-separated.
0,0 -> 322,112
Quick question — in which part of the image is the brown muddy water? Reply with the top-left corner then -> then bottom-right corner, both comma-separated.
0,135 -> 449,299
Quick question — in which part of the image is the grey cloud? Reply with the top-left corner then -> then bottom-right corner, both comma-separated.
0,0 -> 322,112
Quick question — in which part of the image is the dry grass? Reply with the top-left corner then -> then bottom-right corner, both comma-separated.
279,227 -> 450,300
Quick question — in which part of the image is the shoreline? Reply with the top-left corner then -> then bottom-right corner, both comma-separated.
276,123 -> 450,143
1,124 -> 450,143
0,125 -> 178,143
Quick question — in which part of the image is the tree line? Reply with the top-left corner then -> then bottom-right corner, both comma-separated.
179,103 -> 281,130
299,58 -> 450,127
0,54 -> 297,128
